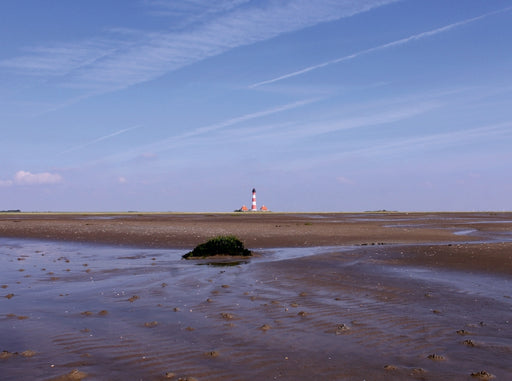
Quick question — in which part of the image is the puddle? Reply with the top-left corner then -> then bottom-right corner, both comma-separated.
453,229 -> 477,236
383,265 -> 512,303
197,260 -> 250,267
256,245 -> 354,262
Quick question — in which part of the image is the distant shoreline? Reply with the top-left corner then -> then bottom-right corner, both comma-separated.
1,210 -> 509,214
1,211 -> 511,250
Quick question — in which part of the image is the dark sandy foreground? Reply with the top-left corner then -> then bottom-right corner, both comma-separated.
1,212 -> 512,380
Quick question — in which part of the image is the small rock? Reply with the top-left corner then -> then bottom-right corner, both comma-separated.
411,368 -> 426,376
0,350 -> 14,359
427,353 -> 445,361
57,369 -> 88,380
470,370 -> 495,380
335,324 -> 350,335
220,312 -> 234,320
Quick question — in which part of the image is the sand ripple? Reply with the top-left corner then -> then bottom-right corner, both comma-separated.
1,223 -> 512,379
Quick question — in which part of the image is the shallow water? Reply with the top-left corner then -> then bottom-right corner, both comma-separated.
1,238 -> 511,380
383,265 -> 512,304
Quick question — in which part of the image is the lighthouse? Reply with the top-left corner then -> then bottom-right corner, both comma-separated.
251,188 -> 257,211
237,188 -> 269,212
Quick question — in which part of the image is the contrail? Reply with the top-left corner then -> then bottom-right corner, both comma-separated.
177,98 -> 320,139
250,6 -> 512,88
83,98 -> 319,165
60,125 -> 141,154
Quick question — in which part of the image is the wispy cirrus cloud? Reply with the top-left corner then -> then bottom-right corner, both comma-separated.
185,85 -> 510,157
209,103 -> 438,147
291,101 -> 440,139
340,121 -> 512,163
100,98 -> 320,164
284,121 -> 512,171
209,92 -> 445,145
110,90 -> 451,162
0,39 -> 126,77
0,0 -> 399,96
250,6 -> 512,88
60,125 -> 142,154
176,98 -> 319,140
144,0 -> 251,19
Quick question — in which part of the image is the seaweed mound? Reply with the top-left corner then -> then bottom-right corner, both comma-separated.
183,235 -> 252,259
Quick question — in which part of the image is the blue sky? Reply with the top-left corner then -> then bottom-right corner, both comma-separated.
1,0 -> 511,212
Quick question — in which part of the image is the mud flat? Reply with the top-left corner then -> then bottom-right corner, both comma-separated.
2,211 -> 511,248
1,212 -> 511,380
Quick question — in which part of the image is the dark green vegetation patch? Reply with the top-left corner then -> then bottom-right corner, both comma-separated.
183,235 -> 252,259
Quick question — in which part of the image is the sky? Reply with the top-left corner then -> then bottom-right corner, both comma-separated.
1,0 -> 511,212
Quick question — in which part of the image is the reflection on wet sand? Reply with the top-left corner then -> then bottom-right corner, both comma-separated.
0,239 -> 510,380
1,213 -> 511,380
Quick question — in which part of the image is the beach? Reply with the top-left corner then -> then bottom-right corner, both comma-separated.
1,212 -> 511,380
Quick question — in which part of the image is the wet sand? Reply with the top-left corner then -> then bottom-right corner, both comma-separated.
1,212 -> 512,380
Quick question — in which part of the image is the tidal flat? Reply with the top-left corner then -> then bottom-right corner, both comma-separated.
1,212 -> 511,380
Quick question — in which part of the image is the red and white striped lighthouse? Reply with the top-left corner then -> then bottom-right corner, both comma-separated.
251,188 -> 257,211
